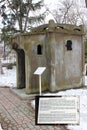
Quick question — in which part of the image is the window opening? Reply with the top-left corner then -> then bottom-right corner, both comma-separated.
37,45 -> 42,55
66,40 -> 72,50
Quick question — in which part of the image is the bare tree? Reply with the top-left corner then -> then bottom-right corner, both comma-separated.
47,0 -> 86,25
85,0 -> 87,7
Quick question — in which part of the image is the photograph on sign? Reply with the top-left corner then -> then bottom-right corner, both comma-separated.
35,96 -> 79,125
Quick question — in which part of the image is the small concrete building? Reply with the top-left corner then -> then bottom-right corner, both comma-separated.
11,20 -> 84,94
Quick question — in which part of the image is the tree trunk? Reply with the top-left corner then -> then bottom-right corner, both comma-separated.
0,59 -> 3,74
85,0 -> 87,7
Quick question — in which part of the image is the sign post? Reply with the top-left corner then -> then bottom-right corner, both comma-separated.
39,75 -> 41,95
34,67 -> 46,95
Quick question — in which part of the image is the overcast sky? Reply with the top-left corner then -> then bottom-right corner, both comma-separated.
44,0 -> 86,8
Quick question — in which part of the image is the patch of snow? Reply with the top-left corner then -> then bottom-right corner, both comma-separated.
84,76 -> 87,85
31,100 -> 35,109
0,66 -> 16,88
0,124 -> 3,130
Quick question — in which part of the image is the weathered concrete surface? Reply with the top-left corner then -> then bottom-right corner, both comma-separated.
11,20 -> 84,94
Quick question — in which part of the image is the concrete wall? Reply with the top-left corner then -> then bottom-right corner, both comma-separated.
18,34 -> 50,93
54,33 -> 83,90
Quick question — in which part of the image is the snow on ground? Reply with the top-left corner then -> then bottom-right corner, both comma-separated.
0,124 -> 3,130
56,89 -> 87,130
0,66 -> 87,130
0,66 -> 16,87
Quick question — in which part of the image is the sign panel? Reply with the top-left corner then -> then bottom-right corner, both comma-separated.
34,67 -> 46,75
35,96 -> 79,125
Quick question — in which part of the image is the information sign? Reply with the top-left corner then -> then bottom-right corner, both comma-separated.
35,96 -> 79,125
34,67 -> 46,75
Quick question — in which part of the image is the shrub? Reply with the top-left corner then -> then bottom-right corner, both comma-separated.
7,63 -> 13,69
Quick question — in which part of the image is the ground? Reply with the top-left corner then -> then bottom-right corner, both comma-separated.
0,87 -> 68,130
